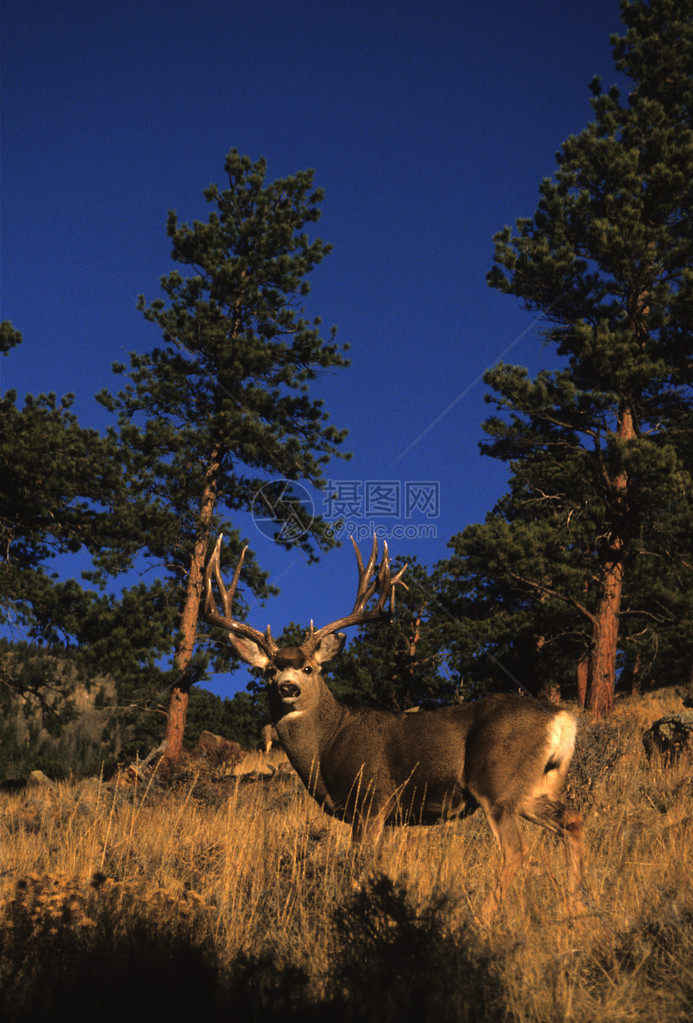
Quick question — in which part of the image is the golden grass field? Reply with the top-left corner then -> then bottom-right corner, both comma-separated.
1,688 -> 692,1022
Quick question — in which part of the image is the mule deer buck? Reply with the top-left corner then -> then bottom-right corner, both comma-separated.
204,535 -> 583,919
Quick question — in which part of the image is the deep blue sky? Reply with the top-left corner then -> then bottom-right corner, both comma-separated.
2,0 -> 625,696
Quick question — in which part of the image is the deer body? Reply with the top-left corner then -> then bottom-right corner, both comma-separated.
204,536 -> 584,919
268,659 -> 577,846
272,682 -> 474,828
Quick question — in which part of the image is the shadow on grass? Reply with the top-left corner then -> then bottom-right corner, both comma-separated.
0,910 -> 313,1023
330,873 -> 504,1022
0,872 -> 505,1023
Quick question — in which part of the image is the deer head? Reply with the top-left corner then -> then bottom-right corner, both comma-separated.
204,534 -> 407,717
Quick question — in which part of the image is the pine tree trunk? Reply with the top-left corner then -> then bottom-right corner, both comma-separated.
162,455 -> 220,764
584,406 -> 635,717
576,652 -> 589,707
403,609 -> 423,704
163,684 -> 190,764
584,555 -> 623,716
575,581 -> 590,707
162,551 -> 207,764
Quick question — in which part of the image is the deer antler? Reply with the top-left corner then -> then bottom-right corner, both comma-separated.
203,534 -> 279,657
302,536 -> 408,654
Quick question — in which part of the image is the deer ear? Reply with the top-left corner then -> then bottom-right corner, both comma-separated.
228,633 -> 270,669
313,632 -> 346,664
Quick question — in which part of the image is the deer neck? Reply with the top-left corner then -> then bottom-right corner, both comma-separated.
271,678 -> 350,800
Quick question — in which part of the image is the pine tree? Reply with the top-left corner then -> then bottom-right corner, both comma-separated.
98,152 -> 349,761
0,324 -> 125,643
477,0 -> 693,714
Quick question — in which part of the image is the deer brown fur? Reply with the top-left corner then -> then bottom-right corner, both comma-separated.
204,535 -> 584,920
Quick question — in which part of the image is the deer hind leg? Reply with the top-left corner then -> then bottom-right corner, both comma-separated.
478,799 -> 524,925
521,795 -> 584,908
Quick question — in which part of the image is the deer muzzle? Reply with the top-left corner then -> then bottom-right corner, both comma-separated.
277,681 -> 301,700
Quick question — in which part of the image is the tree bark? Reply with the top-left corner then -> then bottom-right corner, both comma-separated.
576,652 -> 589,707
584,406 -> 635,717
162,453 -> 220,764
584,554 -> 623,716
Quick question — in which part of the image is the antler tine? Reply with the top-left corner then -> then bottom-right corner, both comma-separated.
203,534 -> 278,654
374,540 -> 397,613
303,536 -> 408,653
388,560 -> 409,614
209,534 -> 247,620
349,534 -> 380,613
364,540 -> 409,616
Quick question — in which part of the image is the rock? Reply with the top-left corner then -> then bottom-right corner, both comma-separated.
192,730 -> 244,769
25,770 -> 54,789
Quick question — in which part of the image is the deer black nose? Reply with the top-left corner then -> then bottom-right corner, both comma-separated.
278,681 -> 301,699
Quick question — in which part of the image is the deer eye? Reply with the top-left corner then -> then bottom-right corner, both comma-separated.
302,665 -> 313,675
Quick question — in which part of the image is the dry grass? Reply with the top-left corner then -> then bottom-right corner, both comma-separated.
1,690 -> 692,1022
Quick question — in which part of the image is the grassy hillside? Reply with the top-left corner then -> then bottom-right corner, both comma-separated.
1,688 -> 691,1021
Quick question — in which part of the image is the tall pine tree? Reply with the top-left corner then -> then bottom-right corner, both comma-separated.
98,152 -> 349,761
471,0 -> 693,714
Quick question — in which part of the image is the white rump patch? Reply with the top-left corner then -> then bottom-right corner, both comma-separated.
539,711 -> 577,799
547,711 -> 577,762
